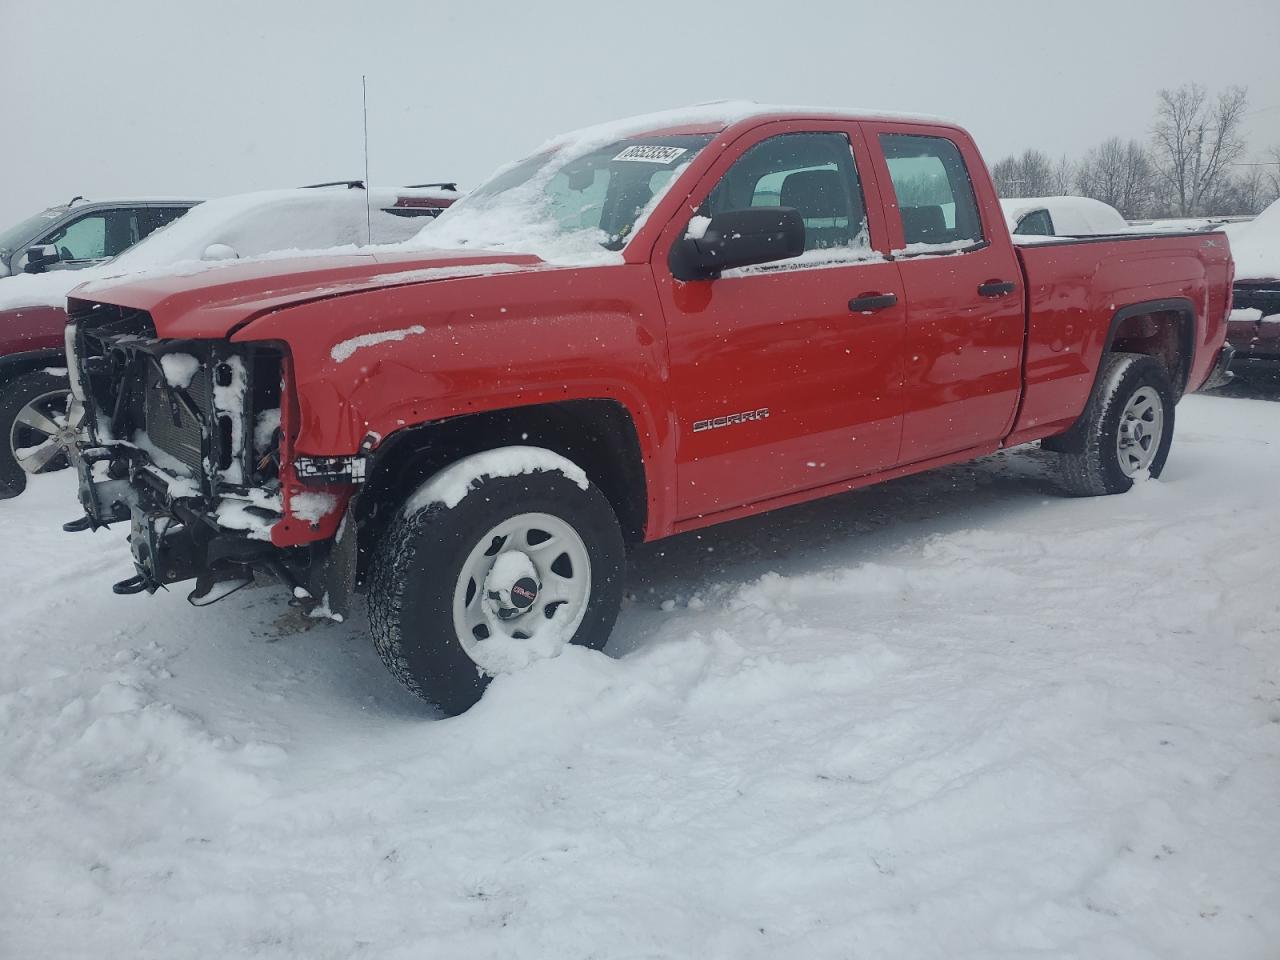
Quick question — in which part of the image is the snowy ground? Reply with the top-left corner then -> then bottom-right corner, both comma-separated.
2,392 -> 1278,959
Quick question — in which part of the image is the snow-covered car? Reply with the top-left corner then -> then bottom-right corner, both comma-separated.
0,197 -> 201,279
1222,199 -> 1280,377
999,196 -> 1130,237
0,183 -> 460,499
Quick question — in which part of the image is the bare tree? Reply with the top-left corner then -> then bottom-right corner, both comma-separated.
1151,83 -> 1248,216
1204,167 -> 1271,216
1235,167 -> 1270,214
990,149 -> 1056,198
1050,155 -> 1075,195
1076,138 -> 1155,218
991,155 -> 1019,197
1266,146 -> 1280,204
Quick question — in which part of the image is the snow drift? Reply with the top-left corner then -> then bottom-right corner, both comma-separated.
1,394 -> 1277,958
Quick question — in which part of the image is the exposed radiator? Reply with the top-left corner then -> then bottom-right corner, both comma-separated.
143,362 -> 211,472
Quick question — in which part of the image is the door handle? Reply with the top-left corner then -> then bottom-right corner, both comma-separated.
978,280 -> 1017,297
848,292 -> 898,313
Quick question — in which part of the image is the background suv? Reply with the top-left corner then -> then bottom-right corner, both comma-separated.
0,198 -> 202,278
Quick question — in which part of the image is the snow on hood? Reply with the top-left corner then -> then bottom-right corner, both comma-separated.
0,186 -> 447,313
1224,199 -> 1280,281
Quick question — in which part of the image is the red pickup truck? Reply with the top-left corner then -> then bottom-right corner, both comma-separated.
64,104 -> 1233,714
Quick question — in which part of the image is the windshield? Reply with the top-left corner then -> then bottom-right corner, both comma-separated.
0,207 -> 67,256
417,134 -> 714,263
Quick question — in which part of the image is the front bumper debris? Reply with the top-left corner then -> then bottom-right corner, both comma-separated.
73,441 -> 282,600
70,439 -> 354,618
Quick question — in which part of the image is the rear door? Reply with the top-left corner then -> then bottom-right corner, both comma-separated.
860,122 -> 1024,463
652,120 -> 907,519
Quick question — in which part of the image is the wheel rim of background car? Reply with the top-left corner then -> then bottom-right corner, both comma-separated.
10,390 -> 76,475
451,511 -> 593,674
1115,386 -> 1164,477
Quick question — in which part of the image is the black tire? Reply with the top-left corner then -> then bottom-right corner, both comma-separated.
367,463 -> 626,715
0,369 -> 73,500
1053,352 -> 1176,497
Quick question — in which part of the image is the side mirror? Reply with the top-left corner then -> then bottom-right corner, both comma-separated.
670,207 -> 805,281
23,244 -> 60,274
202,243 -> 238,261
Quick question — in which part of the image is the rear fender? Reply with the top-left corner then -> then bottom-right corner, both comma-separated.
1041,297 -> 1194,452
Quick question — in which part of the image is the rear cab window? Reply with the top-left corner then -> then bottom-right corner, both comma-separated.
878,133 -> 985,254
143,206 -> 193,238
1014,209 -> 1054,236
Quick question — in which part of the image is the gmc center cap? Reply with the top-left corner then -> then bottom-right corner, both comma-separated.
509,577 -> 539,609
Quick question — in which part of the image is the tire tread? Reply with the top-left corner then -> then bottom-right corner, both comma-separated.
1055,352 -> 1173,497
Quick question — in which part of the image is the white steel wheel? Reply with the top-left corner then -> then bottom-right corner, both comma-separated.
1115,385 -> 1164,477
367,460 -> 626,716
452,512 -> 592,674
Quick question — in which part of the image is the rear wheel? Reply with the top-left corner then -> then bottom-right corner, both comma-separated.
0,370 -> 75,500
1052,352 -> 1175,497
367,457 -> 625,715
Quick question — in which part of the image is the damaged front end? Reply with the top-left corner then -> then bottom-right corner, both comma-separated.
66,299 -> 359,617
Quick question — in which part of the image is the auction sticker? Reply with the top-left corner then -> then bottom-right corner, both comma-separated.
613,145 -> 688,164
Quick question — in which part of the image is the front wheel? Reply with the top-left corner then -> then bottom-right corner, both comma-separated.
1052,352 -> 1176,497
367,454 -> 625,715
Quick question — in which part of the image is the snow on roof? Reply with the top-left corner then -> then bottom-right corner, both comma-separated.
539,100 -> 949,153
1224,199 -> 1280,281
999,196 -> 1130,235
413,102 -> 952,266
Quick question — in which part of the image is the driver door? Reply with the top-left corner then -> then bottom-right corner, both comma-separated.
651,121 -> 906,521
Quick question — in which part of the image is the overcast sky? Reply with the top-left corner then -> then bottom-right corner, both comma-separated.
2,0 -> 1278,224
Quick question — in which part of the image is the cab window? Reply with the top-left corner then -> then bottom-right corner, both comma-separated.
880,134 -> 984,247
703,132 -> 869,253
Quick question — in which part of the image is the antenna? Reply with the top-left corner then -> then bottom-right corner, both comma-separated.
362,75 -> 372,244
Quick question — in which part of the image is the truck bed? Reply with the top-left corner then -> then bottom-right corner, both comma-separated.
1007,231 -> 1232,444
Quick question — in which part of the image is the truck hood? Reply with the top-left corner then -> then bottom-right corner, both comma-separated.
67,249 -> 545,340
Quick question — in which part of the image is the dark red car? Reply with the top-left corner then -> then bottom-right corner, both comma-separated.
63,105 -> 1232,713
1223,200 -> 1280,378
